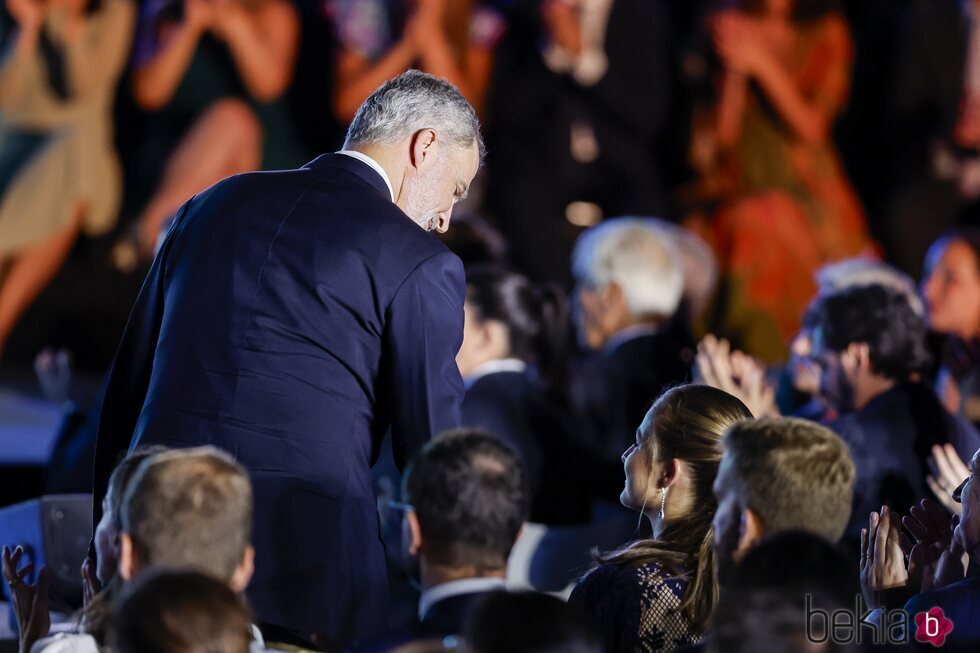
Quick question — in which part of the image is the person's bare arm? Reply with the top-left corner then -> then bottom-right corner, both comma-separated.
333,40 -> 416,123
213,0 -> 299,102
0,0 -> 43,109
64,0 -> 137,101
132,0 -> 209,110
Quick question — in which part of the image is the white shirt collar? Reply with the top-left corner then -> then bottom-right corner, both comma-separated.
418,577 -> 507,621
337,150 -> 394,202
463,358 -> 528,390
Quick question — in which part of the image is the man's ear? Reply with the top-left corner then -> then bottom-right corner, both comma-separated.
734,508 -> 765,561
229,545 -> 255,593
118,532 -> 137,581
407,511 -> 424,556
410,129 -> 438,171
842,342 -> 870,375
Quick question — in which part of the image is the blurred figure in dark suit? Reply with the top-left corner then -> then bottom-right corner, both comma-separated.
570,218 -> 693,482
485,0 -> 671,285
94,71 -> 483,648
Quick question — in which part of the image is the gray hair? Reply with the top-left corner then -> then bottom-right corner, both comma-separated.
344,70 -> 484,158
572,217 -> 684,319
815,257 -> 925,317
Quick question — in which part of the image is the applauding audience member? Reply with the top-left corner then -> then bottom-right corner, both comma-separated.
0,0 -> 135,355
2,447 -> 163,653
712,418 -> 855,584
118,0 -> 303,265
327,0 -> 504,121
111,570 -> 253,653
359,429 -> 529,651
809,283 -> 980,541
569,385 -> 752,653
6,446 -> 266,653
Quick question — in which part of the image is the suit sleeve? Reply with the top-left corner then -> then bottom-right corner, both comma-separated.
91,200 -> 192,524
383,250 -> 466,471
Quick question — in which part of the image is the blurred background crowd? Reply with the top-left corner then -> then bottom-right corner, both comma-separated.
2,0 -> 980,650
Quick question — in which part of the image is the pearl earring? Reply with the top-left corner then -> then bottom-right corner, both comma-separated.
660,487 -> 668,520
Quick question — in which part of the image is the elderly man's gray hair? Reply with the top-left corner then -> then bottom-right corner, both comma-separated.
572,217 -> 684,319
344,70 -> 484,158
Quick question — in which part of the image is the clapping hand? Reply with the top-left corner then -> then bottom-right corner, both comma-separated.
2,546 -> 52,653
541,0 -> 583,57
859,506 -> 909,610
710,11 -> 769,77
903,498 -> 966,593
927,444 -> 970,515
406,0 -> 449,54
81,556 -> 102,607
6,0 -> 44,28
696,335 -> 777,418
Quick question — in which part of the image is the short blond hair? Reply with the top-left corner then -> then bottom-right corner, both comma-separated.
722,418 -> 855,542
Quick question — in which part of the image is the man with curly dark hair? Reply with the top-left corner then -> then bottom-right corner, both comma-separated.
809,283 -> 980,541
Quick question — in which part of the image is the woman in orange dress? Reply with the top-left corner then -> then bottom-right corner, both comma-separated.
696,0 -> 872,361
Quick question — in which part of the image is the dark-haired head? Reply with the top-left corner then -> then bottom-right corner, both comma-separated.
458,266 -> 570,396
809,284 -> 931,411
403,428 -> 529,573
465,591 -> 603,653
111,570 -> 252,653
922,227 -> 980,340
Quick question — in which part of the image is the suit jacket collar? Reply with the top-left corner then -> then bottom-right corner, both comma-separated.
304,153 -> 393,202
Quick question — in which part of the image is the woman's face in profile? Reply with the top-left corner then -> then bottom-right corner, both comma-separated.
922,240 -> 980,339
621,411 -> 661,512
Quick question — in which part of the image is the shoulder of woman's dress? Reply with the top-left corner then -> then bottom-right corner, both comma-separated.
30,632 -> 100,653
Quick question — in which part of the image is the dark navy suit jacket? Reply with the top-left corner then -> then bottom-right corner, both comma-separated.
93,154 -> 466,645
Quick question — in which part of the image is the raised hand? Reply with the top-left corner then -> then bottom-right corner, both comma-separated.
696,335 -> 777,418
926,444 -> 970,515
2,546 -> 52,653
6,0 -> 44,29
540,0 -> 583,57
860,507 -> 908,610
903,498 -> 966,592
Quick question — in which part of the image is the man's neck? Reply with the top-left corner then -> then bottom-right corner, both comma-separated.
348,143 -> 403,203
852,376 -> 897,411
420,560 -> 506,592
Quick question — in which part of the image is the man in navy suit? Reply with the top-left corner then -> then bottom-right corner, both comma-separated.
92,70 -> 483,648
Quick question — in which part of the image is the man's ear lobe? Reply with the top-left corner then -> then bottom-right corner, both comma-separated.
407,511 -> 424,556
734,508 -> 765,561
410,129 -> 438,168
843,342 -> 871,373
119,533 -> 136,581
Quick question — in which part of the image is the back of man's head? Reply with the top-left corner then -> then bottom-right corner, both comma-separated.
112,569 -> 252,653
571,218 -> 684,320
121,447 -> 252,582
722,418 -> 855,543
810,283 -> 931,381
403,429 -> 529,571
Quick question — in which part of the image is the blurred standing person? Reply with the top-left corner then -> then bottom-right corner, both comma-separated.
485,0 -> 671,285
327,0 -> 505,122
887,0 -> 978,277
114,0 -> 303,266
922,228 -> 980,428
694,0 -> 872,362
94,71 -> 483,649
0,0 -> 135,357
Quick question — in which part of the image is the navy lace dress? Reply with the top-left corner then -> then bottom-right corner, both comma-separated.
568,560 -> 702,653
